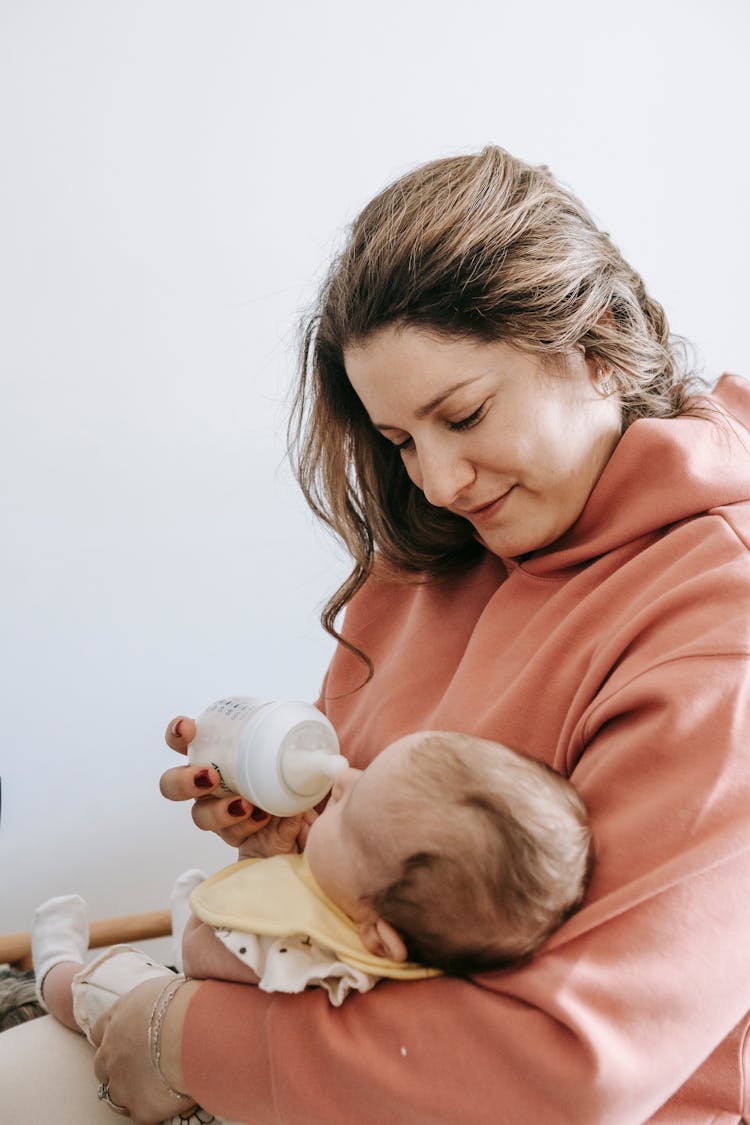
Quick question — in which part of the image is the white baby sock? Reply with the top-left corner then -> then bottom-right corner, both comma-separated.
169,868 -> 207,971
32,894 -> 89,1007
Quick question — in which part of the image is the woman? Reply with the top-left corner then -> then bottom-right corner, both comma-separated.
5,146 -> 750,1124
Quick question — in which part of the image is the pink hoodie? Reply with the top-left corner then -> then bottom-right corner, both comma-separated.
183,375 -> 750,1124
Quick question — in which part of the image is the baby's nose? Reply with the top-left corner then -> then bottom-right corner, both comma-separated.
333,765 -> 362,796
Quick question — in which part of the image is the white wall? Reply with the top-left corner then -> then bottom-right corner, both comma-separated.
2,0 -> 748,956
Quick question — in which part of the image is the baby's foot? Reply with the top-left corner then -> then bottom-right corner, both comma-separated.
170,869 -> 206,970
32,894 -> 89,1007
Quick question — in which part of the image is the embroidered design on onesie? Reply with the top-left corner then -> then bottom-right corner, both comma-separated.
167,1109 -> 217,1124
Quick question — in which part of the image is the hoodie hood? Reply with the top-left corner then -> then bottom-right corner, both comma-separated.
521,374 -> 750,577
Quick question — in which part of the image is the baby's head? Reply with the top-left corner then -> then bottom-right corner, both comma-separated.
304,731 -> 593,975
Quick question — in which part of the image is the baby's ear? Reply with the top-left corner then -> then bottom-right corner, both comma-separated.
359,917 -> 408,962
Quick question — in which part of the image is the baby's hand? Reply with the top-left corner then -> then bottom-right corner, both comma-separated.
237,808 -> 318,859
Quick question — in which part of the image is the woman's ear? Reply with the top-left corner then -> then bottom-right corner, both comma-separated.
359,917 -> 409,962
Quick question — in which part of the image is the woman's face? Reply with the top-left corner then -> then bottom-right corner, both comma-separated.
344,326 -> 622,558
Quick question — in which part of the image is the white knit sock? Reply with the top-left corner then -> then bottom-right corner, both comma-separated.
169,868 -> 206,971
32,894 -> 89,1007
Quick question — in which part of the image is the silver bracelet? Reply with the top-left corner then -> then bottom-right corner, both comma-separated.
147,975 -> 192,1100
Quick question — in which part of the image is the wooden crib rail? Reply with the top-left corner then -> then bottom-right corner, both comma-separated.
0,909 -> 172,972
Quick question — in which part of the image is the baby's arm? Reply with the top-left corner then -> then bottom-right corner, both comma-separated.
181,913 -> 260,985
181,809 -> 318,984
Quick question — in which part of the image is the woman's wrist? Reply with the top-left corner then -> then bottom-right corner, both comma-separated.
157,978 -> 202,1098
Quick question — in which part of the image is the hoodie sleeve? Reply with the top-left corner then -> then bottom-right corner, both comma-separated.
181,644 -> 750,1125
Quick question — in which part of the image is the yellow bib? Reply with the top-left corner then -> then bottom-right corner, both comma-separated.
190,853 -> 439,980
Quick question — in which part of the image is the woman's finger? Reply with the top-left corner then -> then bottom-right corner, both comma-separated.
92,1016 -> 111,1084
92,1048 -> 109,1085
91,1008 -> 109,1050
190,794 -> 270,835
159,763 -> 221,801
164,716 -> 197,754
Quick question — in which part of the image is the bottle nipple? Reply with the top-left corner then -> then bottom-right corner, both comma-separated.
281,748 -> 348,797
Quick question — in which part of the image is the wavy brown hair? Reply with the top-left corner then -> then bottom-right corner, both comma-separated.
288,145 -> 702,672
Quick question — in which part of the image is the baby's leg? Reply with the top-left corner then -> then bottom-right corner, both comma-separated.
39,962 -> 83,1031
32,895 -> 90,1031
182,914 -> 260,984
71,945 -> 173,1042
169,867 -> 206,972
172,870 -> 258,984
32,893 -> 172,1041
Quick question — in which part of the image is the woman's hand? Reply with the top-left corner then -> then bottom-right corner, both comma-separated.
160,716 -> 316,855
91,976 -> 200,1125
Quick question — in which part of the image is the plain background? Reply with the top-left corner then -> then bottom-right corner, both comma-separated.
1,0 -> 748,962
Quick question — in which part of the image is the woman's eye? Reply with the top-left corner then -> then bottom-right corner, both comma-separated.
449,402 -> 488,432
386,401 -> 488,452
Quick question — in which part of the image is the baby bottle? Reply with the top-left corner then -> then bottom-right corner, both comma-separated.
187,696 -> 347,816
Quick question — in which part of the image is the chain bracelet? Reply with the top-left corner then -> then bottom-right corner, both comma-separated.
147,975 -> 192,1100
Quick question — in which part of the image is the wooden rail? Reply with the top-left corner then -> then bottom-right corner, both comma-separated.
0,909 -> 172,971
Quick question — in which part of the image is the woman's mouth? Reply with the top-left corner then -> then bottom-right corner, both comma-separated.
460,488 -> 515,524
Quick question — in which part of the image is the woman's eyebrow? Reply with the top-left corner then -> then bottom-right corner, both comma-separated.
374,376 -> 485,431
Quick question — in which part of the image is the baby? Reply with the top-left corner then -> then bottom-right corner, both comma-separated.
33,730 -> 593,1037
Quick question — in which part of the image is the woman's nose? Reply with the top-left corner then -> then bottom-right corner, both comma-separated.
413,446 -> 476,508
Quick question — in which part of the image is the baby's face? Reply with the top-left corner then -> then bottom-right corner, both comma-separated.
304,734 -> 422,920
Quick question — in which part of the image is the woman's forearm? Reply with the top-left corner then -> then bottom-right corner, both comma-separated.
160,978 -> 201,1098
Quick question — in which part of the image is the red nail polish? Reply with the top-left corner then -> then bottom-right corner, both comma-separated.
250,806 -> 269,822
194,770 -> 212,790
228,799 -> 246,817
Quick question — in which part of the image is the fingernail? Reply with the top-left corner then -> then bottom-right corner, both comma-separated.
250,806 -> 269,822
228,799 -> 246,817
172,719 -> 184,738
194,770 -> 212,790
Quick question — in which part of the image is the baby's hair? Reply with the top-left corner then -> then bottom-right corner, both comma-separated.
367,733 -> 593,975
